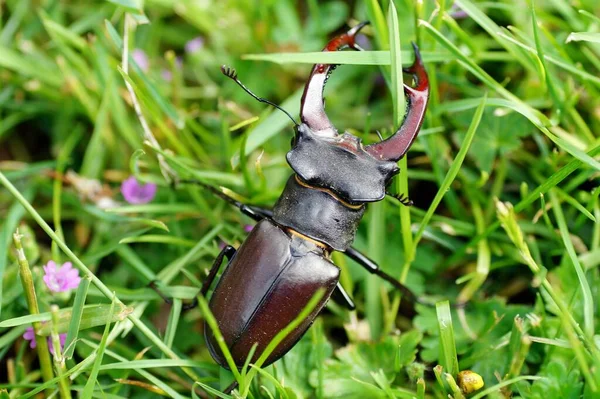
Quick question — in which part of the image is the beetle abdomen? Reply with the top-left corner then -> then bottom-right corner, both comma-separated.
205,219 -> 339,368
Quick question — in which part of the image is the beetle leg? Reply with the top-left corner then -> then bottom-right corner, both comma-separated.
331,282 -> 356,310
184,245 -> 237,311
148,280 -> 175,305
300,21 -> 369,136
148,281 -> 197,309
177,179 -> 273,221
223,380 -> 239,395
200,245 -> 236,296
366,42 -> 429,162
344,247 -> 424,305
149,245 -> 236,311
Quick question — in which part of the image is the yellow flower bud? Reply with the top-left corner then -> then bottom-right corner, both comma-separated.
457,370 -> 484,394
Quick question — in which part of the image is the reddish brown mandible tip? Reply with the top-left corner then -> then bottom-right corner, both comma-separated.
366,43 -> 429,162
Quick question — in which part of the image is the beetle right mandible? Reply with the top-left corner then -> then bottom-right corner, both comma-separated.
167,21 -> 429,374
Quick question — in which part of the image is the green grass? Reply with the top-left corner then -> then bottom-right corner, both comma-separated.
1,0 -> 599,398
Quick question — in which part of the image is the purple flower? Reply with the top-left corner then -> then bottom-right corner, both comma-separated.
244,224 -> 254,233
161,57 -> 183,82
121,176 -> 157,204
185,36 -> 204,54
43,261 -> 81,293
132,49 -> 149,72
449,3 -> 468,19
23,327 -> 67,354
23,327 -> 36,349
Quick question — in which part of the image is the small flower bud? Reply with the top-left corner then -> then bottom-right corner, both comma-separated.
457,370 -> 484,394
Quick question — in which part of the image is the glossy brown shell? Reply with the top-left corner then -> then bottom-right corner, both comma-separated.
205,219 -> 339,368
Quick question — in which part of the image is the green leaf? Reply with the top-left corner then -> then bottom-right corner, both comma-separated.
508,367 -> 571,399
243,50 -> 455,65
464,108 -> 532,174
39,10 -> 87,50
566,32 -> 600,44
105,0 -> 142,12
0,304 -> 132,333
0,46 -> 62,87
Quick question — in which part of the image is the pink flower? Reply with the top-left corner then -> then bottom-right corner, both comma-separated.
185,37 -> 204,54
132,48 -> 149,72
121,176 -> 157,204
23,327 -> 37,349
449,3 -> 468,19
43,261 -> 81,293
244,224 -> 254,233
161,57 -> 182,82
23,327 -> 67,354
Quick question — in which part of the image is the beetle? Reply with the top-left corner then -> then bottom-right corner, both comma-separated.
157,21 -> 429,375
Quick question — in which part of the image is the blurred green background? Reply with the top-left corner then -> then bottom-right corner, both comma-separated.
1,0 -> 599,398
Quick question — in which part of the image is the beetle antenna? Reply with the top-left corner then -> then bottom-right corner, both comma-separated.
387,191 -> 413,207
221,65 -> 299,126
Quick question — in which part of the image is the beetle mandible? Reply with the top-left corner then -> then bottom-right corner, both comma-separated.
167,21 -> 429,371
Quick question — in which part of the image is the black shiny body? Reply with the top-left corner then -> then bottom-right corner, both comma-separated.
273,175 -> 365,251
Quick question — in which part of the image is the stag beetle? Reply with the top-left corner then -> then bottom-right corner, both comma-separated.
157,21 -> 429,372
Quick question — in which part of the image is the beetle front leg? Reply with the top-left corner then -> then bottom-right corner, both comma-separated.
200,245 -> 236,296
331,282 -> 356,310
177,179 -> 272,222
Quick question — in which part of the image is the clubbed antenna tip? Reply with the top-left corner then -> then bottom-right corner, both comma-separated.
221,65 -> 238,80
221,65 -> 299,126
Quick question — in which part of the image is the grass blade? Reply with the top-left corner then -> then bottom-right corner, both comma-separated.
82,298 -> 116,398
413,94 -> 486,250
549,191 -> 594,338
436,301 -> 459,377
63,276 -> 91,358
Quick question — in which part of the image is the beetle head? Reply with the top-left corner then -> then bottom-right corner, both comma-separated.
290,24 -> 430,204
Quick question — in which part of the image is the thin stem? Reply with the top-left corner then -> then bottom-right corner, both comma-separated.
121,14 -> 175,183
13,231 -> 54,386
50,305 -> 72,399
